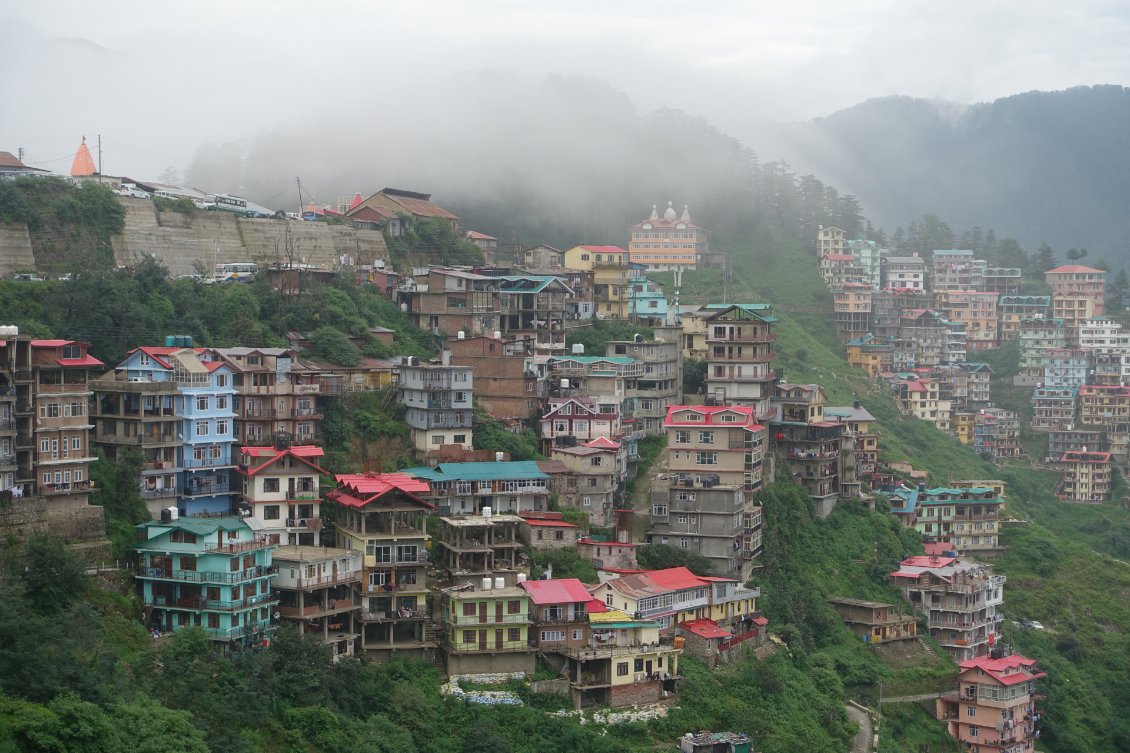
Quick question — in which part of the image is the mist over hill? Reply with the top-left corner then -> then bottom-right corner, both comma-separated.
756,85 -> 1130,263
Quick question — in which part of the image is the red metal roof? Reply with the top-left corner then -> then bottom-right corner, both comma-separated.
56,355 -> 104,367
679,619 -> 730,639
663,405 -> 762,429
521,578 -> 592,605
466,230 -> 497,241
900,555 -> 957,568
583,436 -> 621,449
578,245 -> 626,255
524,518 -> 576,528
1047,264 -> 1103,274
31,339 -> 73,347
330,472 -> 433,508
241,445 -> 327,476
752,616 -> 769,626
587,598 -> 609,613
959,654 -> 1045,686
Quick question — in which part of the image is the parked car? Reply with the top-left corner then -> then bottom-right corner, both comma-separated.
116,184 -> 151,199
12,273 -> 44,281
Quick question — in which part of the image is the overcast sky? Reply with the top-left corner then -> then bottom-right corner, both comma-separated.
3,0 -> 1128,179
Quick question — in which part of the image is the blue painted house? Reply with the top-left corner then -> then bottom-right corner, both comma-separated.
134,515 -> 278,644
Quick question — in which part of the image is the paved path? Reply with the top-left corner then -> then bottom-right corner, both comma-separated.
880,692 -> 944,705
845,703 -> 872,753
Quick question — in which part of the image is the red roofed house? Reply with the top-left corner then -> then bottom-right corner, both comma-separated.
674,614 -> 770,667
0,150 -> 49,178
521,577 -> 593,652
590,566 -> 761,632
346,188 -> 459,237
663,405 -> 768,493
518,511 -> 579,551
819,252 -> 865,287
237,442 -> 327,546
549,435 -> 628,527
465,230 -> 498,264
1057,449 -> 1112,503
936,653 -> 1045,752
2,334 -> 109,555
326,473 -> 436,662
628,201 -> 709,271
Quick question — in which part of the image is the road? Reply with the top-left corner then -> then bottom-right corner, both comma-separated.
845,703 -> 872,753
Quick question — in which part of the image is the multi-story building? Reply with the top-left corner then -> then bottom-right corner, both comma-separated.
931,250 -> 984,291
998,295 -> 1050,341
979,266 -> 1024,296
1089,351 -> 1130,386
887,485 -> 1003,553
817,225 -> 845,257
1057,450 -> 1112,503
894,377 -> 953,432
93,346 -> 236,519
648,479 -> 762,581
433,512 -> 526,586
846,334 -> 894,378
883,254 -> 927,290
518,511 -> 580,551
1042,348 -> 1089,389
399,354 -> 474,454
550,437 -> 627,526
832,283 -> 874,341
1014,317 -> 1066,386
626,274 -> 670,324
1046,428 -> 1103,462
549,354 -> 642,431
563,245 -> 631,319
210,347 -> 323,447
701,304 -> 778,419
961,362 -> 994,406
273,545 -> 362,661
540,396 -> 623,452
664,405 -> 767,494
628,202 -> 707,271
591,566 -> 760,632
134,515 -> 278,645
890,554 -> 1005,662
846,238 -> 884,287
1031,387 -> 1078,432
938,290 -> 999,351
974,409 -> 1022,461
440,581 -> 536,675
872,288 -> 932,337
403,461 -> 550,516
936,653 -> 1045,753
449,335 -> 542,426
495,274 -> 572,350
326,472 -> 436,661
1046,264 -> 1105,317
952,411 -> 976,446
1078,316 -> 1128,352
607,330 -> 683,435
820,254 -> 866,288
237,442 -> 325,546
522,244 -> 564,270
769,383 -> 847,516
828,598 -> 918,644
399,267 -> 501,338
898,309 -> 949,368
520,577 -> 592,655
825,402 -> 881,483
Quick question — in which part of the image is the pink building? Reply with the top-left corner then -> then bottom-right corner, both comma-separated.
937,653 -> 1045,753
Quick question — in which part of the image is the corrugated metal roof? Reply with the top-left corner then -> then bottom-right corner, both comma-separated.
521,578 -> 591,604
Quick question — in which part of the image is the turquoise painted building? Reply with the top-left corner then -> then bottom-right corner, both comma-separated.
135,516 -> 278,644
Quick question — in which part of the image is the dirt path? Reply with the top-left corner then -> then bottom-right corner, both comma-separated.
845,703 -> 873,753
629,452 -> 667,540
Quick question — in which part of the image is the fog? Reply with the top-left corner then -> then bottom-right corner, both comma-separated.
3,1 -> 1130,222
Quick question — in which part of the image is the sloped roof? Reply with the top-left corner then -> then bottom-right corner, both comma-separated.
605,566 -> 728,598
959,654 -> 1045,685
402,461 -> 548,482
241,445 -> 326,476
521,578 -> 592,604
1047,265 -> 1103,274
70,137 -> 96,177
678,619 -> 730,639
330,472 -> 433,509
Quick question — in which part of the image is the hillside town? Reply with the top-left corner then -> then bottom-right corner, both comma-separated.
0,152 -> 1051,752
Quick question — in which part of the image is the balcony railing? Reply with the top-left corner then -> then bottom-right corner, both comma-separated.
150,594 -> 278,611
362,606 -> 426,622
139,565 -> 277,584
203,536 -> 274,554
141,486 -> 181,498
278,598 -> 359,618
286,571 -> 361,590
446,613 -> 530,626
183,457 -> 234,470
284,517 -> 324,531
445,639 -> 530,653
199,620 -> 275,641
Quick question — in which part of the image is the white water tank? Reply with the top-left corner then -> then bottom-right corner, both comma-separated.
482,506 -> 493,518
495,451 -> 505,462
516,573 -> 527,583
572,343 -> 584,354
481,577 -> 492,591
494,577 -> 505,589
493,331 -> 502,340
457,331 -> 465,339
0,325 -> 18,336
167,506 -> 179,521
400,303 -> 408,312
560,378 -> 570,390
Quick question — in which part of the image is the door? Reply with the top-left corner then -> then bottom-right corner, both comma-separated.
479,602 -> 487,624
645,660 -> 653,676
495,629 -> 503,649
479,630 -> 487,650
495,601 -> 504,622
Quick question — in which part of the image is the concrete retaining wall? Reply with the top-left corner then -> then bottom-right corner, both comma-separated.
0,223 -> 37,276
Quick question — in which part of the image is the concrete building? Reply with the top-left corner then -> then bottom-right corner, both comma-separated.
846,334 -> 894,378
549,436 -> 627,526
518,511 -> 580,551
974,409 -> 1022,461
326,472 -> 436,661
1057,450 -> 1112,503
209,347 -> 323,447
890,554 -> 1005,662
664,405 -> 767,494
887,485 -> 1003,553
540,395 -> 623,452
938,290 -> 999,351
548,354 -> 642,431
1046,428 -> 1103,462
563,245 -> 632,319
399,354 -> 474,454
817,226 -> 845,257
522,244 -> 564,269
433,512 -> 526,587
701,304 -> 778,419
979,266 -> 1023,296
590,566 -> 760,632
936,654 -> 1045,753
820,253 -> 866,288
931,250 -> 984,291
828,597 -> 918,644
832,283 -> 874,342
496,274 -> 573,351
846,238 -> 884,287
769,383 -> 847,516
134,516 -> 278,645
1014,317 -> 1066,386
440,582 -> 536,676
403,461 -> 550,516
894,377 -> 953,433
607,329 -> 683,435
1031,387 -> 1078,432
237,442 -> 326,546
1046,264 -> 1105,320
520,577 -> 592,655
1042,348 -> 1089,389
648,479 -> 762,581
273,545 -> 362,661
398,267 -> 501,338
825,402 -> 881,486
998,295 -> 1050,341
883,254 -> 927,290
448,335 -> 542,426
628,202 -> 707,271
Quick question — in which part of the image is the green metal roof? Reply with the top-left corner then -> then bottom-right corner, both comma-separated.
550,356 -> 636,365
402,461 -> 548,482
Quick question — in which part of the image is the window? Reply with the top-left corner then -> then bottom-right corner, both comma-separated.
397,545 -> 418,563
696,452 -> 718,465
616,662 -> 629,677
453,434 -> 466,443
216,395 -> 228,410
263,478 -> 280,493
698,431 -> 714,444
507,628 -> 521,642
215,373 -> 227,387
463,630 -> 477,644
541,630 -> 566,642
454,391 -> 467,402
197,397 -> 209,411
968,726 -> 978,738
680,537 -> 690,549
263,505 -> 280,520
587,477 -> 598,487
71,436 -> 81,450
507,600 -> 521,614
590,456 -> 603,467
582,496 -> 591,507
367,544 -> 392,563
195,420 -> 209,435
216,420 -> 229,436
573,629 -> 583,640
966,706 -> 976,717
652,504 -> 668,517
432,435 -> 444,445
634,658 -> 644,672
463,602 -> 478,617
675,430 -> 690,443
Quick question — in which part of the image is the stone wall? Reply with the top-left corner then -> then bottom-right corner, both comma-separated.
0,223 -> 37,276
609,679 -> 665,707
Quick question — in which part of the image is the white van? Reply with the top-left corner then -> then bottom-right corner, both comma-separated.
116,184 -> 151,199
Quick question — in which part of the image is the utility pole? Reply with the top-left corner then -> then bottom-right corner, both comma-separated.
296,177 -> 304,217
17,148 -> 23,162
97,134 -> 102,182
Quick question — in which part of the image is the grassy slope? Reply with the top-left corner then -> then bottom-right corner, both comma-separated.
662,225 -> 1130,752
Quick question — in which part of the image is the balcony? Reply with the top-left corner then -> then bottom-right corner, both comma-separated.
362,605 -> 427,622
40,481 -> 96,496
139,433 -> 180,445
141,486 -> 181,498
35,382 -> 91,394
183,482 -> 230,498
200,620 -> 275,641
287,570 -> 362,590
150,594 -> 278,612
367,552 -> 431,567
138,565 -> 278,584
560,642 -> 679,661
446,613 -> 531,626
203,536 -> 274,554
183,457 -> 234,470
444,639 -> 531,653
284,517 -> 324,531
278,597 -> 359,618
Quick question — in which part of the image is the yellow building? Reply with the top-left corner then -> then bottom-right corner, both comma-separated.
628,202 -> 707,271
590,567 -> 760,631
563,245 -> 631,319
845,334 -> 893,378
441,584 -> 536,675
951,412 -> 975,445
